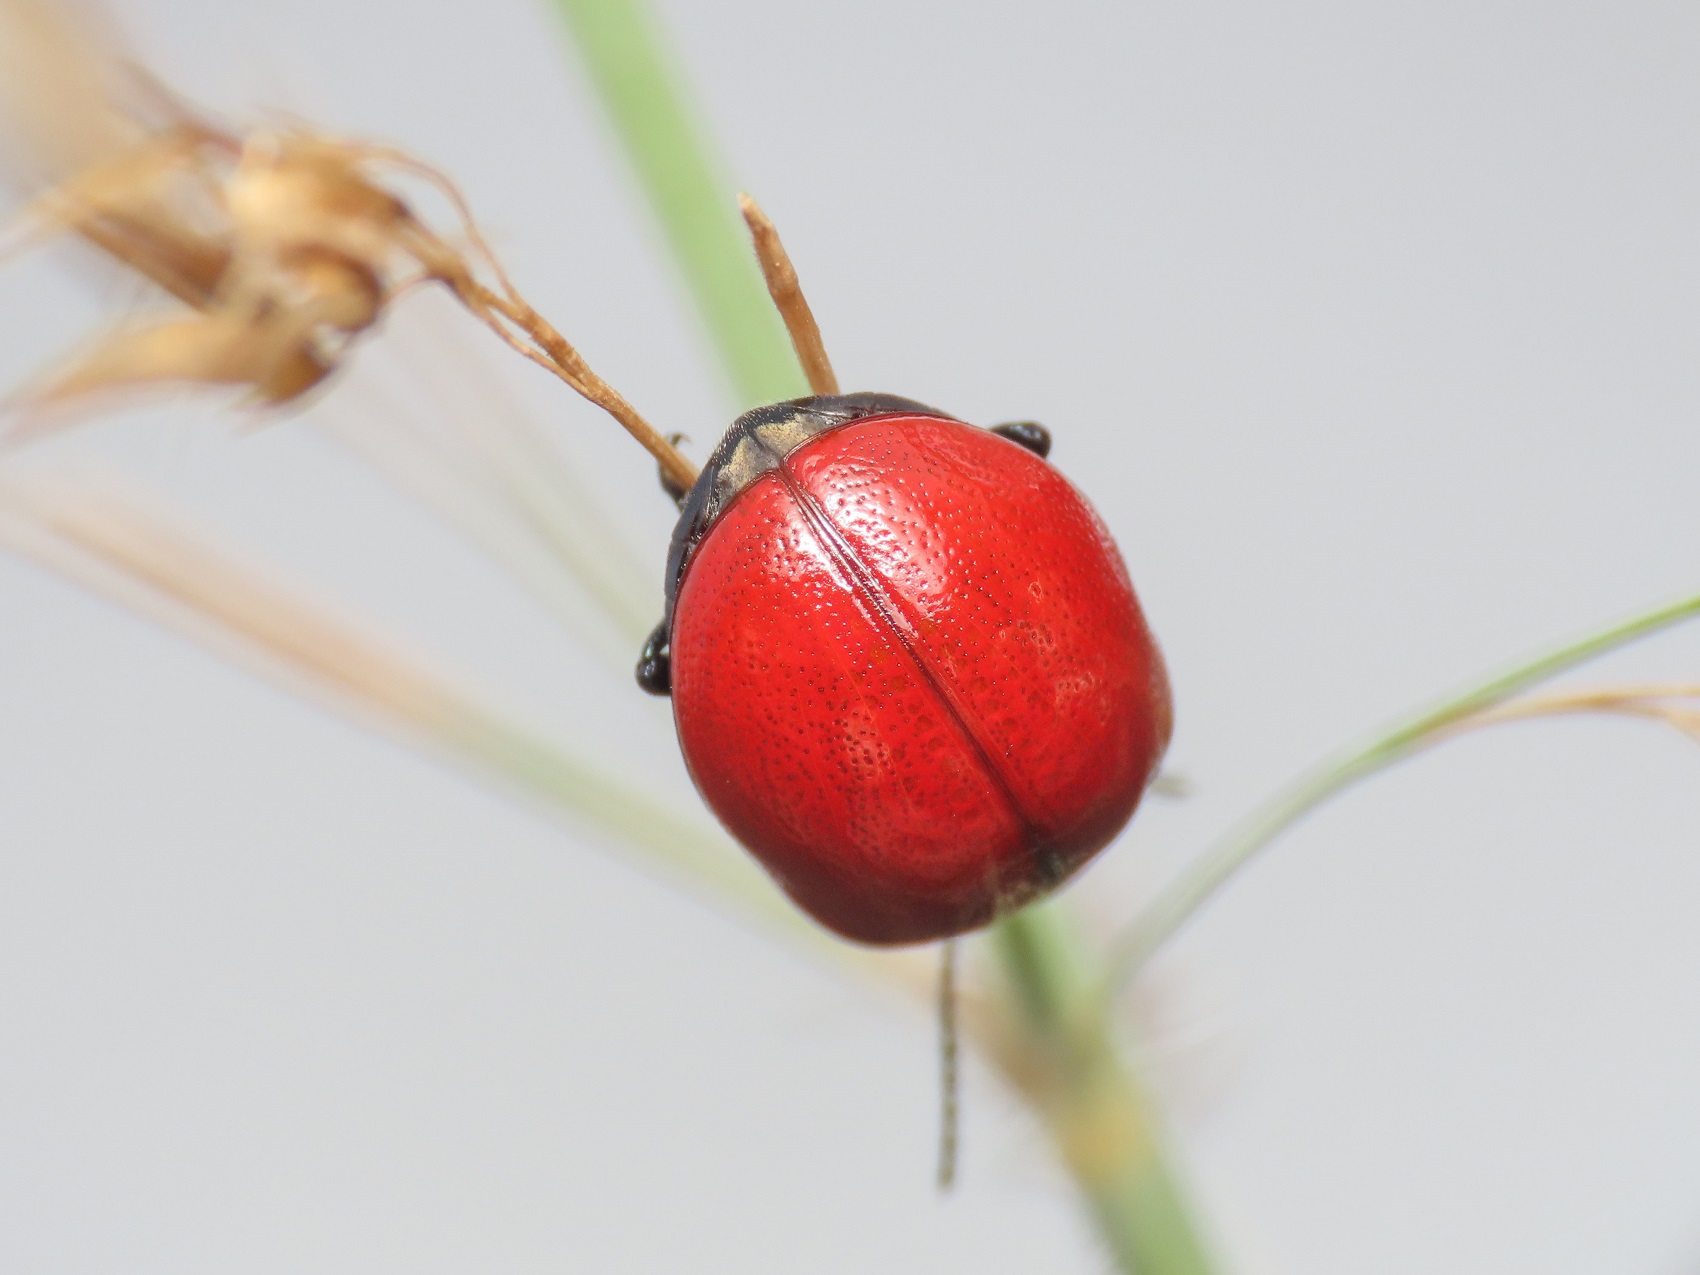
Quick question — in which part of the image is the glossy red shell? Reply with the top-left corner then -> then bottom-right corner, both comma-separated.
668,412 -> 1171,945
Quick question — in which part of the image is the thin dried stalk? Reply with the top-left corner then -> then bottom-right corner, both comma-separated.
738,194 -> 838,397
1460,683 -> 1700,743
449,273 -> 696,493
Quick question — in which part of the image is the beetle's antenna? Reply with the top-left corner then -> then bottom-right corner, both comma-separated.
738,194 -> 840,397
936,936 -> 961,1191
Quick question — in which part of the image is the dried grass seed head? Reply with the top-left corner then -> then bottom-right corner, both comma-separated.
0,3 -> 692,488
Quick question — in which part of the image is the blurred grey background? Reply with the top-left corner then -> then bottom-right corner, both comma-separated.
2,0 -> 1700,1270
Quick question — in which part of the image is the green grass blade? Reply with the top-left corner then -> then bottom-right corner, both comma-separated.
991,906 -> 1218,1275
1106,589 -> 1700,990
549,0 -> 808,409
544,4 -> 1220,1266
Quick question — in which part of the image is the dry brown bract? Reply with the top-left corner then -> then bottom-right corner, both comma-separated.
1464,683 -> 1700,745
0,0 -> 696,491
14,121 -> 405,412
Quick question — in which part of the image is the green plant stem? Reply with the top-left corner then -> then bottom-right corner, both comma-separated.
545,3 -> 1219,1268
1105,589 -> 1700,991
548,0 -> 808,409
991,905 -> 1216,1275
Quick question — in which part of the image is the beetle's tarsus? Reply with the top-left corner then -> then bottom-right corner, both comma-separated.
658,433 -> 692,507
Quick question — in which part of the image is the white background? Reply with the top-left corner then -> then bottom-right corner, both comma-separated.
2,1 -> 1699,1271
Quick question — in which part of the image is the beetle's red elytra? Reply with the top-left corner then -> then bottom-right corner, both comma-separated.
639,393 -> 1172,945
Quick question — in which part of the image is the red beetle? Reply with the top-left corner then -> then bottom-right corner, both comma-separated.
636,392 -> 1172,945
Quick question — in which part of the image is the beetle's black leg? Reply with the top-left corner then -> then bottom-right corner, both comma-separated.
989,421 -> 1051,459
636,620 -> 673,696
658,433 -> 692,508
